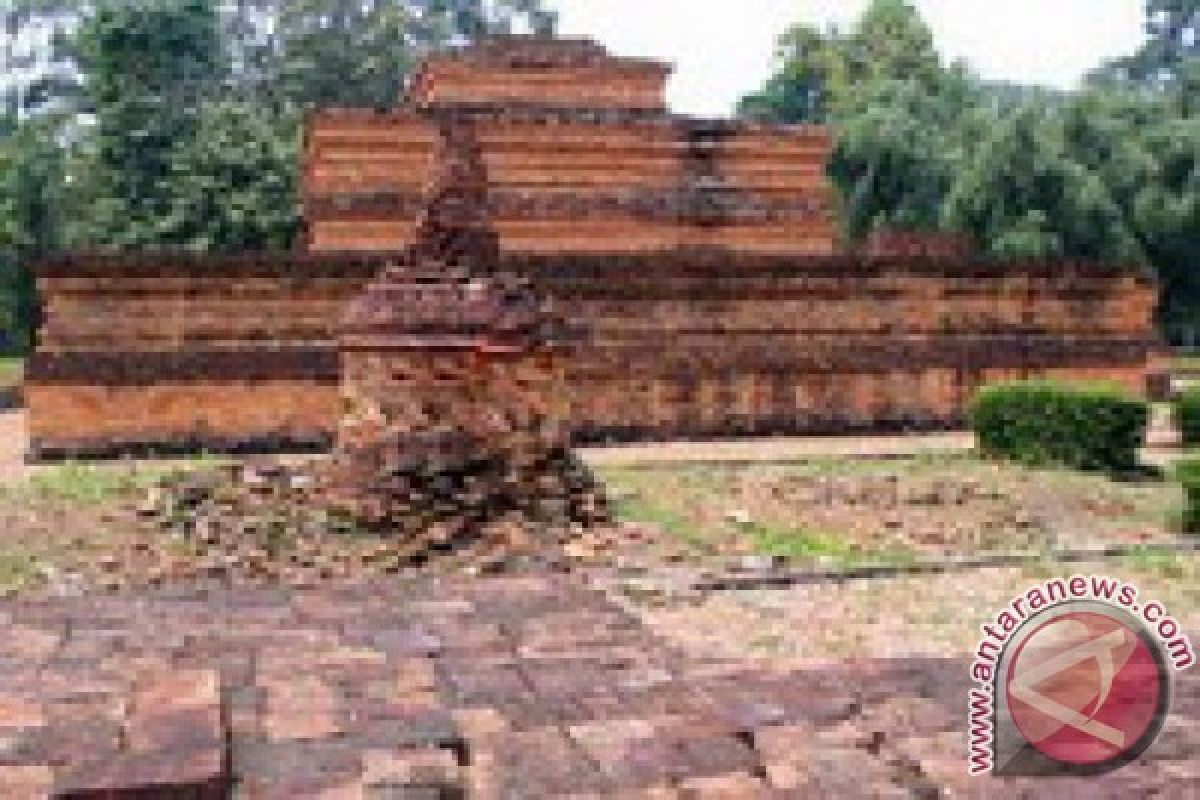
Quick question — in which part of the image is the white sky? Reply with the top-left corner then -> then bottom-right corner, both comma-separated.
552,1 -> 1149,116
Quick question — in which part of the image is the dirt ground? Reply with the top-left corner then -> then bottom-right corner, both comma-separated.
628,553 -> 1200,665
0,408 -> 26,482
0,407 -> 1194,592
596,456 -> 1187,566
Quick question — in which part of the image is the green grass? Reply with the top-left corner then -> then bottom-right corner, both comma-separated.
1113,495 -> 1186,530
738,520 -> 858,563
749,632 -> 786,654
1021,557 -> 1059,581
866,545 -> 921,568
599,451 -> 975,483
754,450 -> 973,479
611,488 -> 916,567
603,451 -> 1182,569
608,478 -> 861,561
610,493 -> 707,547
600,453 -> 982,520
1121,546 -> 1190,580
0,462 -> 186,505
601,453 -> 997,567
598,465 -> 723,492
1169,356 -> 1200,372
0,549 -> 40,593
0,357 -> 22,387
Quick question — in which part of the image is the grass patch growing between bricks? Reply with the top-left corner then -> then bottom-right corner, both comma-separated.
739,521 -> 857,562
610,492 -> 708,549
602,464 -> 923,566
733,520 -> 889,567
1120,546 -> 1191,580
0,548 -> 40,593
0,357 -> 22,387
1169,356 -> 1200,371
0,462 -> 193,504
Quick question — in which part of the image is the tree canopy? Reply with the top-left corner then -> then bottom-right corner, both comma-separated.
0,111 -> 66,350
740,0 -> 1199,339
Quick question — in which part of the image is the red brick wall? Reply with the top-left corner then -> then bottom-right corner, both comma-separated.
26,252 -> 1157,457
406,36 -> 672,111
301,113 -> 839,257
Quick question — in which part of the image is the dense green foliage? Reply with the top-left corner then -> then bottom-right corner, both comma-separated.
72,0 -> 232,248
740,0 -> 1199,340
65,1 -> 300,249
1174,387 -> 1200,446
1098,0 -> 1198,109
0,113 -> 68,352
1173,457 -> 1200,532
232,0 -> 555,109
943,106 -> 1147,263
968,381 -> 1149,473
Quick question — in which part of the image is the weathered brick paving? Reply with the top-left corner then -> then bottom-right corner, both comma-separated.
0,575 -> 1196,797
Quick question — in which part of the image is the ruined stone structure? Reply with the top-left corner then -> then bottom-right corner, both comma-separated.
302,37 -> 837,256
322,264 -> 602,552
25,36 -> 1159,458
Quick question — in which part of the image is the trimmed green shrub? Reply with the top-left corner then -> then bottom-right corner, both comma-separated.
1174,458 -> 1200,533
968,380 -> 1148,473
1174,388 -> 1200,447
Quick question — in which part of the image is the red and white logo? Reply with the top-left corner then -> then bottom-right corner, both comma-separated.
989,600 -> 1173,776
1006,609 -> 1165,767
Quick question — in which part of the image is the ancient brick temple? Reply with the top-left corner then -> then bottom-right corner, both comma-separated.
25,35 -> 1158,458
322,264 -> 602,548
303,37 -> 836,255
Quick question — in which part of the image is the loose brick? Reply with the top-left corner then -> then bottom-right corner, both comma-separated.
0,765 -> 54,797
132,670 -> 219,715
361,747 -> 460,791
0,698 -> 44,731
54,749 -> 226,798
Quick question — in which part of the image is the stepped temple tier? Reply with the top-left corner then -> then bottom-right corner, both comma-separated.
302,36 -> 837,256
25,36 -> 1158,459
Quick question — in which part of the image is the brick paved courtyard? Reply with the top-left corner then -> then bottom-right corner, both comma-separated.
1,572 -> 1197,798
